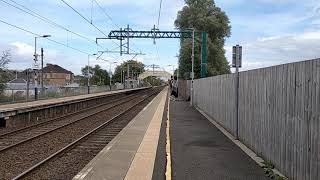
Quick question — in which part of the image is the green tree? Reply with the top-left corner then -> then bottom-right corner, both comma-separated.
175,0 -> 231,79
0,50 -> 11,94
81,65 -> 110,86
144,76 -> 163,86
113,60 -> 145,83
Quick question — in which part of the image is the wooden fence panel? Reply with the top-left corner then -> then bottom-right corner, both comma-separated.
193,59 -> 320,180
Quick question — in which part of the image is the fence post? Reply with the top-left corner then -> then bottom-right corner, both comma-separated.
235,67 -> 240,139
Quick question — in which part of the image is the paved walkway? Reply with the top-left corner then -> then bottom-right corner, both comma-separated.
170,100 -> 268,180
73,87 -> 167,180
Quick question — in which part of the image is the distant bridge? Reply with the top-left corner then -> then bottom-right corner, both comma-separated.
138,70 -> 172,80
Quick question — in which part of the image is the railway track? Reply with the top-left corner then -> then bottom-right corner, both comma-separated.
0,89 -> 148,152
0,87 -> 162,180
0,88 -> 147,137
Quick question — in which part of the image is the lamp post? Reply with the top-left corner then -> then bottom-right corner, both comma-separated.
87,53 -> 97,94
168,65 -> 175,78
186,28 -> 195,106
175,55 -> 179,93
34,35 -> 50,100
34,35 -> 51,63
109,61 -> 117,91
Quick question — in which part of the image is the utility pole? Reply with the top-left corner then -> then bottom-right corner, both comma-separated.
26,69 -> 30,102
127,64 -> 130,89
232,45 -> 242,140
109,63 -> 112,91
87,53 -> 97,94
121,69 -> 123,84
87,55 -> 90,94
152,64 -> 155,86
33,35 -> 51,100
176,55 -> 179,94
41,48 -> 44,94
190,28 -> 195,106
132,70 -> 134,88
109,62 -> 117,91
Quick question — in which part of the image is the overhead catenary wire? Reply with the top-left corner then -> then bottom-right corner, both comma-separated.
0,19 -> 112,64
92,0 -> 120,28
157,0 -> 163,28
1,0 -> 104,49
152,0 -> 163,67
0,19 -> 91,55
61,0 -> 140,54
92,0 -> 146,57
60,0 -> 109,38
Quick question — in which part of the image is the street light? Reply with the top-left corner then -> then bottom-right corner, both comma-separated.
175,55 -> 179,92
87,53 -> 97,94
109,61 -> 118,91
33,34 -> 51,100
167,65 -> 175,77
34,35 -> 51,62
183,28 -> 195,106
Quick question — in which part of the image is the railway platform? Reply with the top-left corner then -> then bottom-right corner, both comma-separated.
73,90 -> 269,180
0,87 -> 149,128
74,87 -> 168,180
170,100 -> 268,180
0,85 -> 270,179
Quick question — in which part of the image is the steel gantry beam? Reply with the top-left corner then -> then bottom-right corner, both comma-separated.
96,25 -> 192,42
96,25 -> 207,78
96,26 -> 192,56
98,30 -> 192,40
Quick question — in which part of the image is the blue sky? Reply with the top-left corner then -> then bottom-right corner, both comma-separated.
0,0 -> 319,75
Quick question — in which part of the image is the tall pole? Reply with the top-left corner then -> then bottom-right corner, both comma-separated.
172,66 -> 174,78
33,37 -> 39,100
190,29 -> 195,106
200,32 -> 207,78
41,48 -> 44,92
34,37 -> 37,62
235,65 -> 239,139
87,55 -> 90,94
127,64 -> 130,89
34,37 -> 38,89
127,24 -> 130,54
26,69 -> 30,102
109,63 -> 112,91
121,69 -> 123,84
132,70 -> 134,88
152,64 -> 155,86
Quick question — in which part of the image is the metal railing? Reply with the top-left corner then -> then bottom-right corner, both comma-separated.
0,85 -> 114,105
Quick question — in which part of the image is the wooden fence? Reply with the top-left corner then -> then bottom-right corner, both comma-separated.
193,59 -> 320,180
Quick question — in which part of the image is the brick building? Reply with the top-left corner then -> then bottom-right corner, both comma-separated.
42,64 -> 74,87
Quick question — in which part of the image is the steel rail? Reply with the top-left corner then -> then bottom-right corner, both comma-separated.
12,88 -> 160,180
0,89 -> 149,153
0,89 -> 147,138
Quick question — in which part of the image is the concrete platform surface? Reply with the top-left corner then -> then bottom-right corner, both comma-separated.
73,87 -> 168,180
0,87 -> 149,117
170,100 -> 268,180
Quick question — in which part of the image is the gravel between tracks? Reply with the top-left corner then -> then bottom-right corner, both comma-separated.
0,88 -> 157,179
0,92 -> 131,136
0,90 -> 147,147
21,88 -> 162,179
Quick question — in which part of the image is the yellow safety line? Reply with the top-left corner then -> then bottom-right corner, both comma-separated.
165,95 -> 171,180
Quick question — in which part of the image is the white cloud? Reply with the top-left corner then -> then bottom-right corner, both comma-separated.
226,30 -> 320,71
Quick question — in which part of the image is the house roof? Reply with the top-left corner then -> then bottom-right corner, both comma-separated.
8,78 -> 26,84
42,64 -> 73,74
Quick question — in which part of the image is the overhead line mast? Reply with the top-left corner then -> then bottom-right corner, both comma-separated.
96,25 -> 192,56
